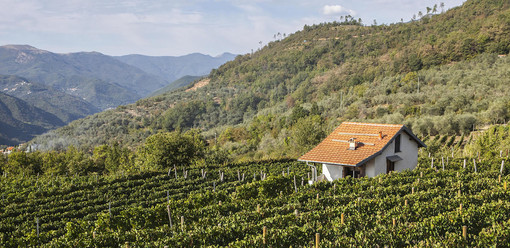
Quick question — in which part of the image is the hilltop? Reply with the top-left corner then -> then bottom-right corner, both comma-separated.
31,0 -> 510,158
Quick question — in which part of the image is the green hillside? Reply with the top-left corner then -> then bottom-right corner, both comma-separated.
0,75 -> 99,123
0,92 -> 64,145
0,45 -> 167,110
31,0 -> 510,159
149,75 -> 204,97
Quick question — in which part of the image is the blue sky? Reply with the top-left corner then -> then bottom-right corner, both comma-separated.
0,0 -> 465,56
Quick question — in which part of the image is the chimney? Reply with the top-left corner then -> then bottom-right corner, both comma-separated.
378,131 -> 383,140
348,138 -> 357,150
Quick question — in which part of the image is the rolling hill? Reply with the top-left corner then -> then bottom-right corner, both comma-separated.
0,75 -> 98,123
0,45 -> 167,110
0,91 -> 64,145
115,52 -> 236,83
31,0 -> 510,157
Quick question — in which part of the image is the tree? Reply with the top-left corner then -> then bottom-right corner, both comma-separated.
418,11 -> 423,19
440,2 -> 445,13
136,130 -> 206,171
426,7 -> 431,14
291,115 -> 325,153
433,4 -> 437,14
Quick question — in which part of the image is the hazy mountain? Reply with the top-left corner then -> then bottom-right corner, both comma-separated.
31,0 -> 510,153
0,91 -> 63,145
149,75 -> 203,97
115,53 -> 236,83
0,74 -> 99,123
0,45 -> 167,110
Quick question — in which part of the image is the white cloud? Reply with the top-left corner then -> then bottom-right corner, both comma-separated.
322,5 -> 355,16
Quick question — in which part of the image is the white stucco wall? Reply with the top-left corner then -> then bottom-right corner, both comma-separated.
371,131 -> 419,176
322,163 -> 343,181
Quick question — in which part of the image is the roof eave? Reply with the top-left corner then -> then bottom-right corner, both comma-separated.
297,159 -> 356,167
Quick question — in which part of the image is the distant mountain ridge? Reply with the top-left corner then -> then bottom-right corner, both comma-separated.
0,45 -> 167,110
0,91 -> 63,145
29,0 -> 510,155
0,74 -> 99,123
115,52 -> 236,83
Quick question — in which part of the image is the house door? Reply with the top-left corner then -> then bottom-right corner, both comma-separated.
386,159 -> 395,174
343,166 -> 365,178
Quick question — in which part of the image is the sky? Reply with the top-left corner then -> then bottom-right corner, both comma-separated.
0,0 -> 465,56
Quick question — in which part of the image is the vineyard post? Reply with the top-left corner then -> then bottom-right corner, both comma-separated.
341,213 -> 344,225
473,159 -> 477,173
125,242 -> 129,248
500,150 -> 503,157
405,199 -> 408,207
257,204 -> 260,213
181,216 -> 184,232
93,231 -> 96,239
287,167 -> 290,176
263,226 -> 267,244
166,206 -> 173,229
167,190 -> 169,202
463,159 -> 466,169
459,204 -> 462,212
294,175 -> 298,193
294,209 -> 299,216
504,181 -> 507,190
412,187 -> 414,194
431,158 -> 434,168
500,160 -> 505,174
36,217 -> 39,237
219,201 -> 222,206
392,218 -> 396,227
213,182 -> 216,192
458,189 -> 461,197
316,233 -> 320,248
462,226 -> 467,239
242,173 -> 245,181
420,171 -> 423,177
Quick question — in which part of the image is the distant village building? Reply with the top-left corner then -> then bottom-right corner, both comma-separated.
299,122 -> 426,182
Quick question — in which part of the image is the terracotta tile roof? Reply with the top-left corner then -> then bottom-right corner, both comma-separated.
298,122 -> 424,166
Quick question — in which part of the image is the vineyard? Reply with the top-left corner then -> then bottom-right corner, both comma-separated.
1,157 -> 510,247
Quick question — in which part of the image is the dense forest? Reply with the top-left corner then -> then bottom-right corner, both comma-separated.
31,0 -> 510,162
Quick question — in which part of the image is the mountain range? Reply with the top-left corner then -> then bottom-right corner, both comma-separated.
0,45 -> 235,145
29,0 -> 510,158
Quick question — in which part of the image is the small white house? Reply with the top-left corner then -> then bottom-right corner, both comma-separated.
298,122 -> 426,181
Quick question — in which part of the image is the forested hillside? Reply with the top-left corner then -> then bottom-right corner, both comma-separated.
32,0 -> 510,160
0,75 -> 99,123
0,92 -> 64,145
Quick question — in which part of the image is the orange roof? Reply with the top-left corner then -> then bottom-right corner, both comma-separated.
298,122 -> 425,166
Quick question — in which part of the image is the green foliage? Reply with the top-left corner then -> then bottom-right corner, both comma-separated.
28,0 -> 510,162
136,130 -> 206,170
291,115 -> 326,154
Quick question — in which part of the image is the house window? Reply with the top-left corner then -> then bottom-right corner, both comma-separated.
395,134 -> 401,152
386,159 -> 395,174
